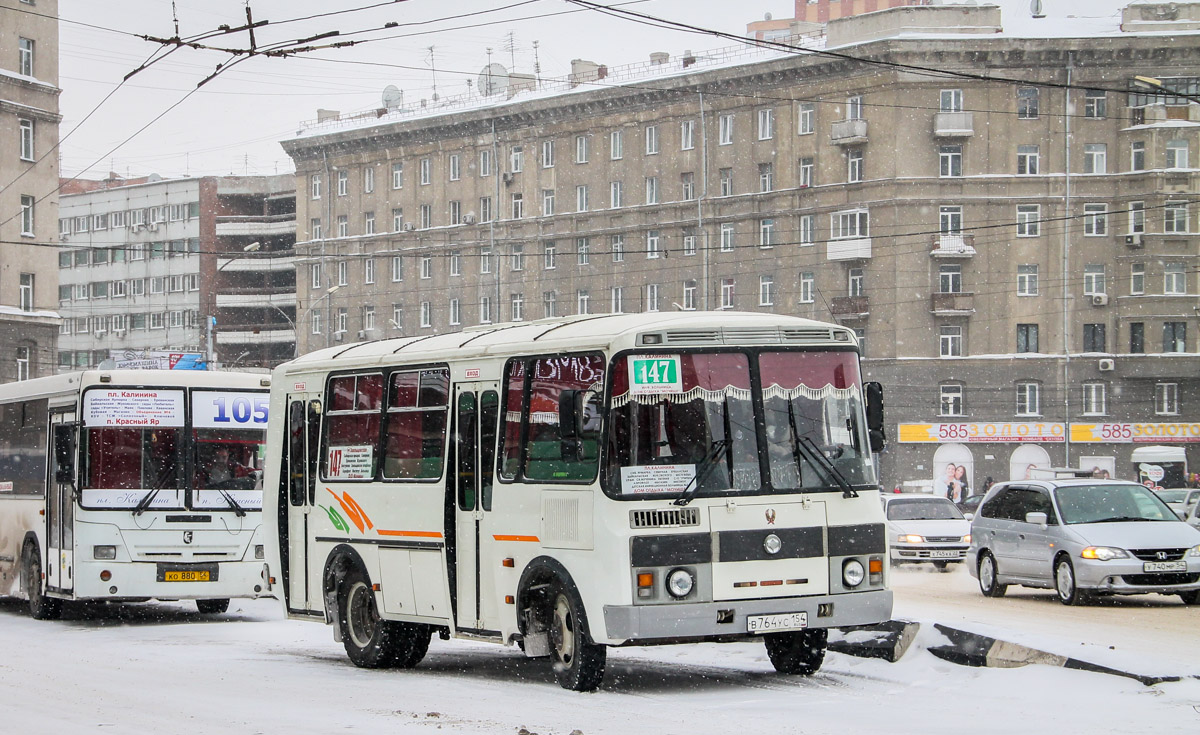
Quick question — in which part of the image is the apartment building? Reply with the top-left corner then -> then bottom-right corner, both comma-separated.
0,0 -> 61,382
57,174 -> 296,370
281,2 -> 1200,489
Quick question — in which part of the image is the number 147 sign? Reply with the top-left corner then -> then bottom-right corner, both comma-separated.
629,355 -> 682,395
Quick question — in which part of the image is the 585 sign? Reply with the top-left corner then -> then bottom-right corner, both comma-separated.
898,422 -> 1065,443
191,391 -> 269,429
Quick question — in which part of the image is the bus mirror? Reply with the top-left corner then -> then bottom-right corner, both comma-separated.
864,381 -> 886,453
53,424 -> 76,486
558,390 -> 583,440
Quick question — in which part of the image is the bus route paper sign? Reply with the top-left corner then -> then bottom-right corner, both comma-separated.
327,445 -> 374,479
620,464 -> 697,495
628,355 -> 683,395
82,389 -> 185,427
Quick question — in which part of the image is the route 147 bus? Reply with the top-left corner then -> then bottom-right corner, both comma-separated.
264,312 -> 891,690
0,370 -> 273,618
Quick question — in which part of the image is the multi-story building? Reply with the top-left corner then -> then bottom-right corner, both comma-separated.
281,2 -> 1200,490
57,174 -> 296,370
0,0 -> 61,381
747,0 -> 929,40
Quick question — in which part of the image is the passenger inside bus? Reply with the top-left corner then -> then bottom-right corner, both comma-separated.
199,444 -> 258,490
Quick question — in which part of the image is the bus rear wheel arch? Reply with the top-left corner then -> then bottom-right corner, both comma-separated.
518,561 -> 606,691
329,554 -> 431,669
21,541 -> 61,621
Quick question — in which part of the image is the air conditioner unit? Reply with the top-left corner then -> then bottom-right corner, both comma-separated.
1098,358 -> 1115,372
60,234 -> 69,242
402,222 -> 416,231
356,330 -> 366,339
463,214 -> 476,224
147,222 -> 159,231
131,223 -> 143,232
1091,293 -> 1109,306
1125,234 -> 1144,248
333,332 -> 344,342
502,172 -> 514,184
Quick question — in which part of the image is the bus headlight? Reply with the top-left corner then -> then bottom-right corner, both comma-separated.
94,545 -> 117,560
666,568 -> 695,598
842,559 -> 866,588
254,545 -> 265,560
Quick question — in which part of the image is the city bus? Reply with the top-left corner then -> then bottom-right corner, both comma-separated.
0,370 -> 273,618
263,312 -> 892,690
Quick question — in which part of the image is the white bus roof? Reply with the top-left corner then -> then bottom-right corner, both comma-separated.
1131,445 -> 1187,463
0,370 -> 271,402
281,311 -> 858,374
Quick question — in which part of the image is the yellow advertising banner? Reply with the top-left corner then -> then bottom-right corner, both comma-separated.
897,423 -> 1065,443
1069,423 -> 1200,443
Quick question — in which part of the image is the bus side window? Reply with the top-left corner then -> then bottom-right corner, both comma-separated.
523,355 -> 606,483
480,391 -> 499,510
287,401 -> 306,506
498,360 -> 525,481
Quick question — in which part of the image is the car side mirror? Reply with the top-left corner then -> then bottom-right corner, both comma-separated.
1025,511 -> 1048,527
864,381 -> 886,453
558,389 -> 584,440
963,512 -> 974,521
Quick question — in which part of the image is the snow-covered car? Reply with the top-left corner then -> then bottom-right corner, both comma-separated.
882,494 -> 971,571
1154,488 -> 1200,521
969,480 -> 1200,606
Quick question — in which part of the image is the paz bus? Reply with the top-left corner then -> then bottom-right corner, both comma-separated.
263,312 -> 891,690
0,370 -> 273,618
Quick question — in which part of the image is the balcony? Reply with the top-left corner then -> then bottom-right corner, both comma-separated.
933,111 -> 974,137
827,237 -> 872,261
930,233 -> 976,257
830,296 -> 869,320
830,118 -> 868,146
216,253 -> 296,272
930,292 -> 975,315
215,213 -> 296,238
216,327 -> 296,345
215,291 -> 297,308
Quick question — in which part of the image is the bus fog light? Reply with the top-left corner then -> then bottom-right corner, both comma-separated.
763,534 -> 782,555
109,586 -> 118,594
100,570 -> 112,581
94,545 -> 116,560
666,568 -> 695,598
254,545 -> 265,560
842,559 -> 866,588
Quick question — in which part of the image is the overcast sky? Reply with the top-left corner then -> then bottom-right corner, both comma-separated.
55,0 -> 1125,181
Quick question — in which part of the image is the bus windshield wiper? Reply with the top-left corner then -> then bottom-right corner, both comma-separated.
673,438 -> 731,506
132,487 -> 160,516
216,486 -> 247,517
784,400 -> 857,498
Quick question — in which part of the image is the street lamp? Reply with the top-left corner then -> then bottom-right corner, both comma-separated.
297,285 -> 341,358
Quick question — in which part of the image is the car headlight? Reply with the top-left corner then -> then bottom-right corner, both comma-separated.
1189,545 -> 1200,558
94,545 -> 117,560
843,559 -> 866,588
666,568 -> 695,598
1080,546 -> 1129,561
962,534 -> 972,544
898,534 -> 924,544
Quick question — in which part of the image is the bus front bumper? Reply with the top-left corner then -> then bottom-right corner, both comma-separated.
601,588 -> 893,644
70,560 -> 273,601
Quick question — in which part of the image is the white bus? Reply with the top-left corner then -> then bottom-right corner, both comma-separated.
264,312 -> 892,690
0,370 -> 273,618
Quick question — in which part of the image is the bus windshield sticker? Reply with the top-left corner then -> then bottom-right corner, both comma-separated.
620,464 -> 697,495
192,391 -> 269,429
83,389 -> 185,427
628,355 -> 683,396
328,445 -> 374,480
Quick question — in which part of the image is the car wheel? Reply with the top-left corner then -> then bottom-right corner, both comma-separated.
764,629 -> 828,676
1178,590 -> 1200,606
196,598 -> 229,614
1054,556 -> 1090,606
23,543 -> 61,620
547,583 -> 606,691
977,552 -> 1006,597
933,561 -> 955,573
337,566 -> 418,669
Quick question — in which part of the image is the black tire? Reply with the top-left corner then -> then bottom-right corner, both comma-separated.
764,628 -> 828,675
337,566 -> 430,669
548,583 -> 606,691
933,561 -> 951,573
977,551 -> 1007,598
1054,556 -> 1090,606
23,544 -> 61,620
196,598 -> 230,614
1177,589 -> 1199,606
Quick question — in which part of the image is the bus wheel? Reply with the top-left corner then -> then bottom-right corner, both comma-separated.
337,567 -> 404,668
764,629 -> 827,676
547,584 -> 605,691
390,622 -> 432,669
22,544 -> 61,621
196,599 -> 230,614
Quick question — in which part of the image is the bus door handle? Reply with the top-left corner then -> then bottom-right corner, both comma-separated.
472,509 -> 484,521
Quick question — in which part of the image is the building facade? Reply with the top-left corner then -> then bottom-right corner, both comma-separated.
57,174 -> 296,370
0,0 -> 61,382
282,3 -> 1200,490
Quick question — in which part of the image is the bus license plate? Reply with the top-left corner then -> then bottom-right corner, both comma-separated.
929,550 -> 959,559
1143,561 -> 1186,573
164,570 -> 210,582
747,612 -> 808,634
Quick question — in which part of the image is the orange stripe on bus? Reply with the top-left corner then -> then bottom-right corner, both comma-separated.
493,534 -> 540,542
376,529 -> 444,538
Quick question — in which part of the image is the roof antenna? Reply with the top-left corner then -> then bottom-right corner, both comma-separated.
171,1 -> 180,37
505,31 -> 517,71
427,46 -> 439,102
533,40 -> 541,85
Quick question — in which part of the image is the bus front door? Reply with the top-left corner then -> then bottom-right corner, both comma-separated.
283,397 -> 322,613
451,385 -> 500,632
46,414 -> 76,594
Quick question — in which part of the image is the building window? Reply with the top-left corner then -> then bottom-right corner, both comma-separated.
848,268 -> 864,297
18,37 -> 34,76
799,157 -> 814,187
847,148 -> 863,183
542,140 -> 554,168
1083,264 -> 1105,295
759,276 -> 774,306
576,237 -> 590,266
1155,383 -> 1180,415
831,209 -> 868,239
681,120 -> 695,150
644,176 -> 658,205
543,241 -> 556,270
1164,202 -> 1188,233
1017,323 -> 1039,353
683,280 -> 697,310
758,163 -> 773,192
1017,145 -> 1039,175
940,325 -> 962,357
644,284 -> 659,313
939,264 -> 962,294
720,278 -> 735,309
510,243 -> 524,272
1164,262 -> 1186,295
364,212 -> 375,235
940,384 -> 963,416
336,308 -> 348,334
645,125 -> 659,155
334,260 -> 347,287
362,305 -> 376,332
419,204 -> 432,229
510,145 -> 524,173
1130,322 -> 1145,353
575,135 -> 588,163
611,234 -> 624,262
1016,204 -> 1040,237
1163,321 -> 1187,352
480,247 -> 492,274
940,89 -> 963,112
448,299 -> 460,326
757,108 -> 774,140
1016,382 -> 1040,416
939,205 -> 963,234
1015,264 -> 1038,296
479,149 -> 493,177
511,192 -> 524,219
846,95 -> 863,121
449,200 -> 461,225
682,229 -> 696,256
681,172 -> 695,201
420,157 -> 431,185
720,223 -> 735,252
1131,141 -> 1145,171
480,196 -> 493,223
1084,90 -> 1107,119
577,289 -> 590,315
1166,139 -> 1189,168
388,305 -> 402,331
1083,204 -> 1108,236
1128,262 -> 1145,295
363,166 -> 374,193
798,102 -> 815,134
448,154 -> 460,181
939,145 -> 963,177
610,286 -> 623,314
540,188 -> 555,216
610,180 -> 623,208
718,113 -> 734,145
18,273 -> 34,311
336,170 -> 348,196
449,251 -> 461,277
19,195 -> 34,235
1083,143 -> 1107,174
759,219 -> 776,247
543,291 -> 556,318
420,256 -> 432,280
576,185 -> 589,212
420,302 -> 432,328
1082,382 -> 1106,415
645,231 -> 661,260
391,256 -> 403,282
336,215 -> 348,237
610,130 -> 623,160
1129,201 -> 1145,233
18,118 -> 34,160
391,162 -> 403,189
719,168 -> 733,196
800,215 -> 815,246
392,208 -> 404,232
1083,323 -> 1107,353
800,272 -> 815,304
364,258 -> 375,284
1017,87 -> 1039,119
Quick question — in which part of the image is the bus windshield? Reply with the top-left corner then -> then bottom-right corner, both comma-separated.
605,350 -> 875,500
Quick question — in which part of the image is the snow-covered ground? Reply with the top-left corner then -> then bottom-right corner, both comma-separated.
0,569 -> 1196,734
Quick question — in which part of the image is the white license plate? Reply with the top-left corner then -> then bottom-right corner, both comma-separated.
747,612 -> 808,634
929,550 -> 960,559
1143,561 -> 1187,573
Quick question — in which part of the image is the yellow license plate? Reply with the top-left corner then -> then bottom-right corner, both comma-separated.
164,570 -> 211,582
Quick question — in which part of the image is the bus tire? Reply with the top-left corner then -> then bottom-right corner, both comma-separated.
389,622 -> 432,669
196,598 -> 230,614
23,543 -> 61,621
548,583 -> 606,691
337,566 -> 405,669
764,628 -> 827,676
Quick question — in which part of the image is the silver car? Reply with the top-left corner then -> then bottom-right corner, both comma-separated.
1155,488 -> 1200,521
882,494 -> 971,571
969,479 -> 1200,606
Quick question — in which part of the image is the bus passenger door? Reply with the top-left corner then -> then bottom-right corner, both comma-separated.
283,397 -> 321,613
451,384 -> 500,632
46,413 -> 76,594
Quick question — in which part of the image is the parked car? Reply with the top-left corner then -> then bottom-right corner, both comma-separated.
1154,488 -> 1200,521
956,493 -> 984,518
882,494 -> 971,571
1189,498 -> 1200,531
969,479 -> 1200,606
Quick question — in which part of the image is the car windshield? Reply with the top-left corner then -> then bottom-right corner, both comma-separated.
1055,484 -> 1178,524
887,498 -> 964,521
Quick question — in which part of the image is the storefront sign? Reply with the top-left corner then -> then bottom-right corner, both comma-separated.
82,389 -> 186,427
1070,423 -> 1200,443
898,423 -> 1065,443
109,350 -> 207,370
